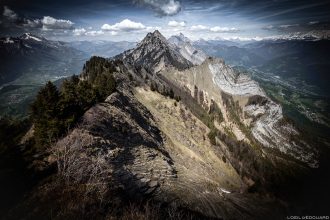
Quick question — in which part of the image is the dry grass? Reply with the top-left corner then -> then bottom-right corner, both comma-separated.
134,86 -> 243,193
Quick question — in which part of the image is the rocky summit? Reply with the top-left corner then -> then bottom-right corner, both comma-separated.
116,30 -> 193,74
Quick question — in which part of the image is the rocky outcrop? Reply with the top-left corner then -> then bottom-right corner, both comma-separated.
115,30 -> 193,74
160,57 -> 318,167
208,58 -> 265,96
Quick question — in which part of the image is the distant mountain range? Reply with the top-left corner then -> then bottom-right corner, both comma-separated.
1,32 -> 329,129
0,33 -> 136,86
195,35 -> 330,95
1,32 -> 328,86
206,30 -> 330,43
0,34 -> 136,117
0,33 -> 87,85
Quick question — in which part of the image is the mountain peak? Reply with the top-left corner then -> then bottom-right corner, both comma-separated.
144,30 -> 167,41
137,30 -> 168,49
153,29 -> 162,36
178,33 -> 185,39
178,33 -> 188,40
117,30 -> 193,73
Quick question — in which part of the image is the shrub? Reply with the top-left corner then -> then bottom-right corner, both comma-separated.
207,128 -> 217,145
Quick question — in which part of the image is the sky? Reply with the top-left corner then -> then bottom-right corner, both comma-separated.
0,0 -> 330,42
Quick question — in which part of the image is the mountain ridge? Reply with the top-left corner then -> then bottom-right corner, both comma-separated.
2,30 -> 324,219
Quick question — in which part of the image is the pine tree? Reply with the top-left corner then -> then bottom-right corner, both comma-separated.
31,81 -> 61,147
94,73 -> 116,101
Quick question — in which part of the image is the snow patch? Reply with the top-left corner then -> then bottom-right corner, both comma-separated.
4,37 -> 14,44
23,33 -> 42,41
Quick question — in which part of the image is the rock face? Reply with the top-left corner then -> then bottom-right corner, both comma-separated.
208,59 -> 264,96
168,33 -> 208,65
115,30 -> 193,74
161,57 -> 318,167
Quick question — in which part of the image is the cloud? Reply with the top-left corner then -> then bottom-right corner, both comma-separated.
263,23 -> 300,32
262,25 -> 274,30
190,25 -> 209,31
41,16 -> 74,30
85,30 -> 105,36
101,19 -> 145,31
190,25 -> 239,33
308,21 -> 319,25
168,20 -> 186,27
135,0 -> 181,16
22,19 -> 42,28
3,6 -> 18,21
73,28 -> 87,36
73,28 -> 117,37
210,26 -> 239,33
278,24 -> 299,29
2,6 -> 74,30
255,2 -> 329,21
146,26 -> 162,31
20,17 -> 74,30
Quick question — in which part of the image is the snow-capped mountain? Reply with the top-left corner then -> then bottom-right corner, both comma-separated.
280,30 -> 330,40
245,30 -> 330,41
168,33 -> 208,65
0,33 -> 73,52
0,33 -> 87,85
116,30 -> 192,73
20,33 -> 44,42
